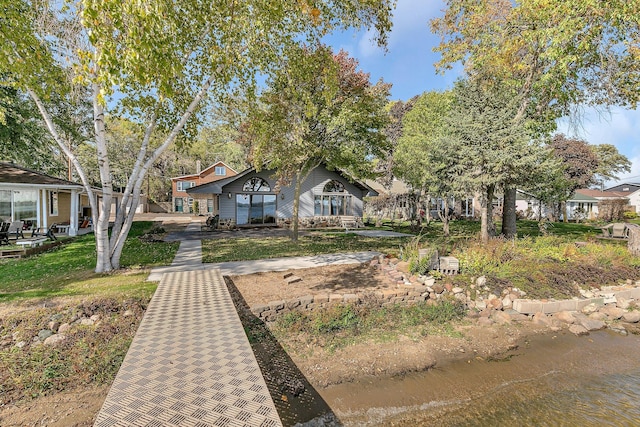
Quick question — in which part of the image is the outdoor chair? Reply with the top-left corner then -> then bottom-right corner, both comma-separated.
0,222 -> 9,245
7,220 -> 24,240
600,223 -> 629,239
32,223 -> 58,241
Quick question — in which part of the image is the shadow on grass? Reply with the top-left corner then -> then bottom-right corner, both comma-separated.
225,277 -> 341,426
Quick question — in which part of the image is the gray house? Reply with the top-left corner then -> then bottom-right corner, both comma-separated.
186,164 -> 377,228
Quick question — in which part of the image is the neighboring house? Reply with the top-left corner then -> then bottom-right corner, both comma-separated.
0,162 -> 95,236
365,178 -> 476,220
186,164 -> 377,228
171,161 -> 237,214
605,183 -> 640,214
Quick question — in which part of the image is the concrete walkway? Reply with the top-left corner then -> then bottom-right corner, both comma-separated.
95,269 -> 282,427
148,251 -> 380,281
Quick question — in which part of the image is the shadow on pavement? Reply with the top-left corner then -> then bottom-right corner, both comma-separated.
225,277 -> 341,427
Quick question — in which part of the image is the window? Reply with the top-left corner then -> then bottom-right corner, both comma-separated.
13,190 -> 37,221
0,190 -> 10,220
177,181 -> 195,192
50,191 -> 59,216
207,199 -> 214,213
174,197 -> 184,212
623,187 -> 630,191
242,177 -> 271,192
215,166 -> 226,176
323,180 -> 345,193
314,180 -> 351,216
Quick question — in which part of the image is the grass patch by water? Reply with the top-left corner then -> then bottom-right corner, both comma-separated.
272,298 -> 467,352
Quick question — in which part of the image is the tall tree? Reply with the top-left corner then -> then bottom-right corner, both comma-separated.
247,45 -> 390,240
432,1 -> 640,235
394,90 -> 459,235
447,79 -> 546,243
1,0 -> 393,272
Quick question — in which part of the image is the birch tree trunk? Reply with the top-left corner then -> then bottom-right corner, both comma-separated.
291,171 -> 303,242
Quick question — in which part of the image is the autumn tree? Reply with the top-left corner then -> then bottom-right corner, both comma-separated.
432,1 -> 640,235
1,0 -> 393,272
247,45 -> 390,240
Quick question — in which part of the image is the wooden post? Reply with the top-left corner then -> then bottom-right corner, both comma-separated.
628,224 -> 640,256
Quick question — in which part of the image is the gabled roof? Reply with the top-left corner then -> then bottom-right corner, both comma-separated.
604,182 -> 640,192
187,165 -> 377,196
364,178 -> 410,195
171,161 -> 237,181
0,162 -> 83,188
575,188 -> 628,199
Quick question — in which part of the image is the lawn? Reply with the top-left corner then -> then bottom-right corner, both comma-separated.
202,232 -> 413,263
0,222 -> 179,302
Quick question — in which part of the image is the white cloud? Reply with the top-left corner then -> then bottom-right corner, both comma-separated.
356,0 -> 444,58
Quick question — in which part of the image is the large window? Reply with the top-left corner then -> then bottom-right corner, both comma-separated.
314,180 -> 351,216
236,194 -> 276,225
0,190 -> 10,220
176,181 -> 195,192
215,166 -> 226,176
13,190 -> 37,221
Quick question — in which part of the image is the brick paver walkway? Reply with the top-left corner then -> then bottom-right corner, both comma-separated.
94,269 -> 282,427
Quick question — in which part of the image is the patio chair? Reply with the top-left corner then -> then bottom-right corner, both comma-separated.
0,222 -> 9,245
611,223 -> 629,239
7,220 -> 24,240
32,223 -> 58,241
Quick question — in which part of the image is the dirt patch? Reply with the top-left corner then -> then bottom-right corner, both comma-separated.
230,262 -> 392,305
0,385 -> 108,427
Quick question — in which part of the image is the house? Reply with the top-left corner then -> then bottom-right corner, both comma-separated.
605,183 -> 640,214
186,164 -> 377,228
0,162 -> 96,236
171,161 -> 237,214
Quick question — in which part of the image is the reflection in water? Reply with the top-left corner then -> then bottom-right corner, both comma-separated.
321,331 -> 640,426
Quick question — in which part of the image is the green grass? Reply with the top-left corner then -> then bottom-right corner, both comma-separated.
202,232 -> 412,263
0,222 -> 178,302
272,298 -> 468,351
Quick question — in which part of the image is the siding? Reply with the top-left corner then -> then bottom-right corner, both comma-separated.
218,166 -> 366,221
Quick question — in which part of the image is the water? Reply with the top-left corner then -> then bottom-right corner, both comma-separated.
319,331 -> 640,426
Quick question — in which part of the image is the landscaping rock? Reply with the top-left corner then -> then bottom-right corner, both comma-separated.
588,312 -> 607,321
80,318 -> 95,326
432,284 -> 445,294
532,312 -> 553,327
488,299 -> 503,311
554,311 -> 575,324
48,321 -> 60,332
575,315 -> 605,331
15,341 -> 26,348
452,287 -> 464,294
38,329 -> 53,341
502,296 -> 513,310
599,306 -> 624,320
123,310 -> 134,317
615,297 -> 631,310
622,311 -> 640,323
44,334 -> 67,347
58,323 -> 71,334
608,325 -> 628,336
569,325 -> 589,336
90,314 -> 101,322
396,261 -> 410,273
492,311 -> 512,325
581,303 -> 599,315
476,276 -> 486,287
284,275 -> 303,284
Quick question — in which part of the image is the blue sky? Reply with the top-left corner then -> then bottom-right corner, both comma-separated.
324,0 -> 640,186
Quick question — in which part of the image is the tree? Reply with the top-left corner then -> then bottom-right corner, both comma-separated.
394,91 -> 459,235
1,0 -> 393,272
447,79 -> 546,243
247,45 -> 390,240
592,144 -> 632,186
432,1 -> 640,235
